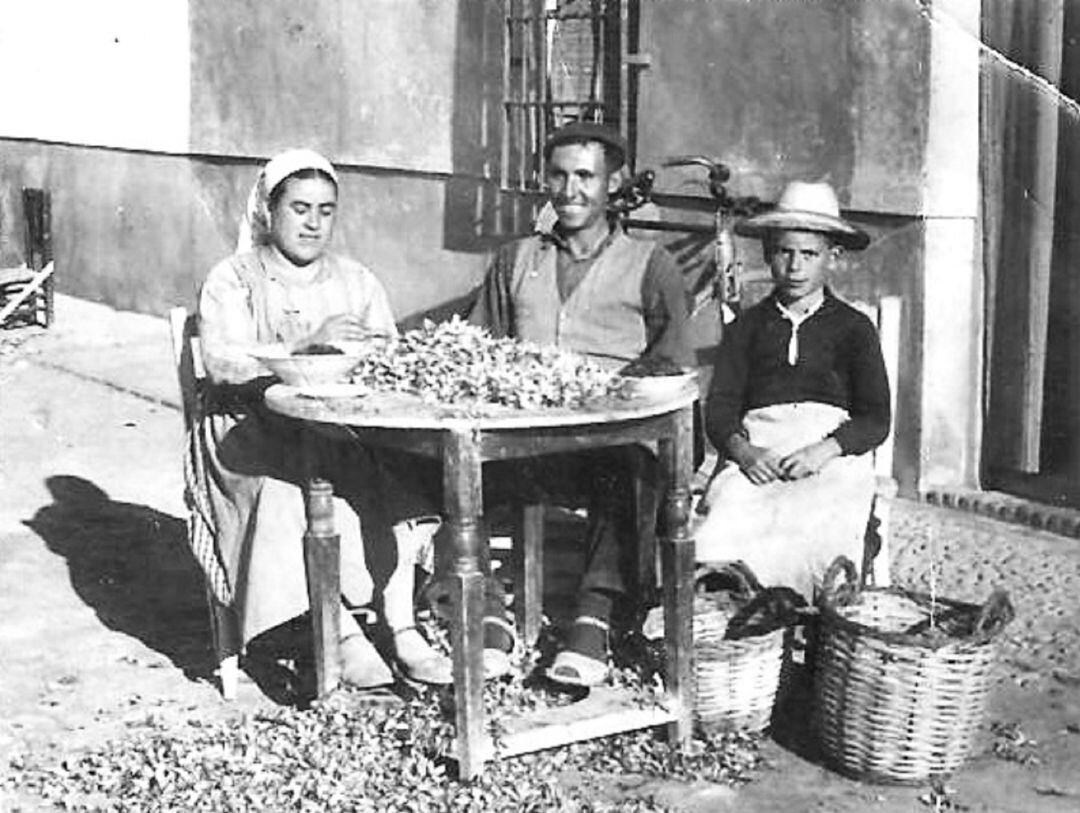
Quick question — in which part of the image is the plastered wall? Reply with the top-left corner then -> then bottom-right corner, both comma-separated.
0,141 -> 488,320
189,0 -> 458,173
0,0 -> 492,318
635,0 -> 929,213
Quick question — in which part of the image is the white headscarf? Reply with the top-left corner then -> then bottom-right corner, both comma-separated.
236,148 -> 340,252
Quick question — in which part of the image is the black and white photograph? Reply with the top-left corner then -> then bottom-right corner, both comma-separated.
1,1 -> 1077,810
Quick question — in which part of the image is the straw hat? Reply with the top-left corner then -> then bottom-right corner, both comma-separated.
735,181 -> 869,250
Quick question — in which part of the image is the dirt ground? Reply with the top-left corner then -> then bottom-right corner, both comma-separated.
2,298 -> 1080,811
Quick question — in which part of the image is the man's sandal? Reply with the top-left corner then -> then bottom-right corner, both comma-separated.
392,627 -> 453,686
546,651 -> 609,687
546,615 -> 610,687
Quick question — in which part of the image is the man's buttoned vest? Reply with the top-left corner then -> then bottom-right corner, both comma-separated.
510,231 -> 654,368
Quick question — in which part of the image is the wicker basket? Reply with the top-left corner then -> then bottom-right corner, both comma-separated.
813,556 -> 1014,784
692,563 -> 796,733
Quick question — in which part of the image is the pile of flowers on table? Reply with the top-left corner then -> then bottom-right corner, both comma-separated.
350,317 -> 622,410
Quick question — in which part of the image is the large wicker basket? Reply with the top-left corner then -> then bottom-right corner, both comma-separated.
692,563 -> 799,733
813,557 -> 1014,784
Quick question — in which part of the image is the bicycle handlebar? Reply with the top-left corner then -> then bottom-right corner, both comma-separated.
615,156 -> 763,217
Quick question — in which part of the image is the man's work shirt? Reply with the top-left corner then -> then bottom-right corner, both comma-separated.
468,225 -> 691,370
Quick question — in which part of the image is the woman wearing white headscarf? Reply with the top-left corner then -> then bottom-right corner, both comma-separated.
196,149 -> 449,688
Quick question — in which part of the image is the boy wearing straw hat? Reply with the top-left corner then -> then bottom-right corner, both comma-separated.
696,181 -> 890,600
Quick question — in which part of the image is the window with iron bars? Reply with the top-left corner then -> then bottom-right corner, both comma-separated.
501,0 -> 624,192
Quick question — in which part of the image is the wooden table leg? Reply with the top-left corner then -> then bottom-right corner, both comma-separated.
631,448 -> 660,611
443,427 -> 489,779
660,406 -> 695,744
514,503 -> 545,647
304,478 -> 342,698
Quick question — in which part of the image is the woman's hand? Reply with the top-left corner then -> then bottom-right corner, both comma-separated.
304,314 -> 375,346
779,438 -> 842,480
727,434 -> 786,485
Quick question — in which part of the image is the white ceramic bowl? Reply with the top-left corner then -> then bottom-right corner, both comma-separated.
621,370 -> 697,400
253,344 -> 364,387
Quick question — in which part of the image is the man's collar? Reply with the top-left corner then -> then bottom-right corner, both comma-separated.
542,222 -> 619,260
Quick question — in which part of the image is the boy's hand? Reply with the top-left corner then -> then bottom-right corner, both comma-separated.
727,434 -> 785,485
779,438 -> 842,480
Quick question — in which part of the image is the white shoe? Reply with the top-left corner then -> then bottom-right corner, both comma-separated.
340,632 -> 393,689
393,627 -> 452,685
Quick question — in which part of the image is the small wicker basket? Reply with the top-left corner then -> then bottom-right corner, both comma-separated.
813,556 -> 1014,784
692,563 -> 798,733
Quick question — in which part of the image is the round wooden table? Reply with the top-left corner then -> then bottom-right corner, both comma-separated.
265,382 -> 698,778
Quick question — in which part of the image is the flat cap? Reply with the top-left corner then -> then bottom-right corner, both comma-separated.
543,121 -> 627,166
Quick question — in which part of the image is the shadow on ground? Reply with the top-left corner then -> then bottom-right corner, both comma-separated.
24,474 -> 214,683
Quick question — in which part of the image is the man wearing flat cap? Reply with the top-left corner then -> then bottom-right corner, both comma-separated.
696,180 -> 891,600
469,120 -> 691,686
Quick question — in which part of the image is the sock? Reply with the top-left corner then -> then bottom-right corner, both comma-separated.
564,590 -> 615,660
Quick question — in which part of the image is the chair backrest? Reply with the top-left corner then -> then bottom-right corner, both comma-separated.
0,189 -> 54,329
168,306 -> 205,431
849,295 -> 901,494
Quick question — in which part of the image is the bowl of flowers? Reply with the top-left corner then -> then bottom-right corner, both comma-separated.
618,357 -> 697,400
253,342 -> 366,387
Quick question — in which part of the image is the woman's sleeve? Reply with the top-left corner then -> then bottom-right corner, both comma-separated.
704,314 -> 753,453
467,243 -> 517,338
356,270 -> 398,335
197,259 -> 268,385
828,317 -> 891,455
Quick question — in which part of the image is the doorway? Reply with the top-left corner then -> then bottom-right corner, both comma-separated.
982,0 -> 1080,507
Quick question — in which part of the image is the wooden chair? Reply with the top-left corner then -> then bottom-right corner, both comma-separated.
856,294 -> 901,588
0,189 -> 54,330
168,306 -> 241,699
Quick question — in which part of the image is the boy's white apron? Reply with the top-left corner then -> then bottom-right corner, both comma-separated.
695,402 -> 879,599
